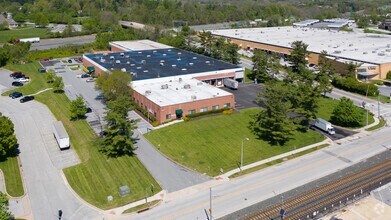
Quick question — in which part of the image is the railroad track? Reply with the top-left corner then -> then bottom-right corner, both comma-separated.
246,159 -> 391,220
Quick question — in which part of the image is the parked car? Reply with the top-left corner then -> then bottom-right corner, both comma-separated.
19,77 -> 30,82
10,72 -> 22,77
81,74 -> 90,78
9,91 -> 23,99
12,81 -> 23,87
38,68 -> 46,73
67,59 -> 72,63
42,58 -> 49,61
86,77 -> 95,82
86,107 -> 92,113
20,96 -> 34,103
13,74 -> 25,79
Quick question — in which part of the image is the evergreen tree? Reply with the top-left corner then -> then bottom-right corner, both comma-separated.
250,83 -> 295,145
250,50 -> 279,83
0,113 -> 17,156
289,41 -> 310,73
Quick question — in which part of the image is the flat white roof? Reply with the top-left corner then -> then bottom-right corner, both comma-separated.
132,77 -> 232,107
211,26 -> 391,65
109,40 -> 173,51
293,19 -> 319,26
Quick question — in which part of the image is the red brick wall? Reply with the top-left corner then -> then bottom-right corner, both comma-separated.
82,57 -> 106,75
110,44 -> 127,52
132,90 -> 234,124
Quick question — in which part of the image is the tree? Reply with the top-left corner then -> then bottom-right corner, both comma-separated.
199,30 -> 214,55
250,83 -> 295,145
0,113 -> 17,156
52,76 -> 64,92
346,62 -> 357,78
224,42 -> 240,65
331,97 -> 363,127
45,69 -> 56,83
70,97 -> 88,120
289,41 -> 310,73
0,48 -> 9,67
96,71 -> 132,102
249,50 -> 278,83
316,50 -> 335,96
0,192 -> 13,220
99,95 -> 138,157
34,12 -> 49,27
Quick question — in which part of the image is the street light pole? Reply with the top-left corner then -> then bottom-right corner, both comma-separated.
240,138 -> 249,169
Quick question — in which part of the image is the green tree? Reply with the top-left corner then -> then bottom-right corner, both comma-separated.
331,97 -> 363,127
316,50 -> 335,96
199,30 -> 214,55
96,71 -> 132,102
0,192 -> 13,220
0,48 -> 9,67
0,113 -> 17,156
250,83 -> 295,145
70,97 -> 88,120
346,62 -> 357,78
224,41 -> 240,65
45,69 -> 56,83
34,12 -> 49,27
52,76 -> 64,92
289,41 -> 310,73
99,95 -> 138,157
249,50 -> 278,83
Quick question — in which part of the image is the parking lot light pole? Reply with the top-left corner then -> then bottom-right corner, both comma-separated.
241,138 -> 249,169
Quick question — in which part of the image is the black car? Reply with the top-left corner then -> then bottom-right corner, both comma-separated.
13,74 -> 25,79
68,59 -> 73,63
9,91 -> 23,99
20,96 -> 34,103
12,81 -> 24,87
86,107 -> 92,113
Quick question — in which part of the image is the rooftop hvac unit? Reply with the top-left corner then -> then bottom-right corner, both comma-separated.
184,84 -> 191,89
103,53 -> 108,56
372,51 -> 376,53
143,70 -> 149,72
137,67 -> 141,69
334,50 -> 341,54
177,58 -> 181,61
193,57 -> 197,59
191,95 -> 197,100
125,55 -> 130,58
130,64 -> 135,66
363,52 -> 368,54
160,62 -> 164,66
387,44 -> 391,48
197,82 -> 203,86
160,60 -> 165,63
189,63 -> 194,66
182,68 -> 187,71
110,56 -> 114,60
378,53 -> 385,56
116,60 -> 120,64
161,84 -> 168,89
121,68 -> 126,72
386,49 -> 391,52
120,53 -> 124,57
138,51 -> 142,54
349,44 -> 353,47
205,61 -> 210,64
141,60 -> 146,64
145,90 -> 151,95
126,61 -> 130,64
147,55 -> 151,57
179,78 -> 182,82
100,59 -> 106,63
168,49 -> 171,52
153,50 -> 157,53
178,52 -> 182,55
163,54 -> 167,56
172,64 -> 177,67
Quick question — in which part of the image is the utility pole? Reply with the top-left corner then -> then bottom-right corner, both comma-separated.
366,107 -> 369,127
210,188 -> 212,220
378,96 -> 380,118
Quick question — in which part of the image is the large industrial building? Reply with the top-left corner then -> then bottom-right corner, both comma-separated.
211,26 -> 391,80
83,40 -> 241,124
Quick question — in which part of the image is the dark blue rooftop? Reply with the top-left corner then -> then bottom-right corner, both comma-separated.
85,48 -> 240,81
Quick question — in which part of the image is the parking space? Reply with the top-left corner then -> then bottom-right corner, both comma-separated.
0,68 -> 16,93
220,83 -> 265,109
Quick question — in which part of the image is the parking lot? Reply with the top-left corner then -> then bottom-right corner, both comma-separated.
0,68 -> 16,93
220,82 -> 265,109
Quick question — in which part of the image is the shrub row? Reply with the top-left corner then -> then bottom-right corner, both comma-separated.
186,108 -> 230,119
130,100 -> 157,123
332,77 -> 379,97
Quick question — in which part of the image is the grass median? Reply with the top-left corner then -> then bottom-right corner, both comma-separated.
35,90 -> 161,209
2,61 -> 48,96
0,27 -> 49,43
0,153 -> 24,197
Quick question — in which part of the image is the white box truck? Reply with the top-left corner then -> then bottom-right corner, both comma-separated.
312,118 -> 335,135
19,37 -> 40,43
223,78 -> 239,89
52,121 -> 70,150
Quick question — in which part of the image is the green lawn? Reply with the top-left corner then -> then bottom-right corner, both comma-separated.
366,117 -> 386,131
2,61 -> 48,96
317,96 -> 374,128
34,91 -> 161,209
0,27 -> 50,43
1,63 -> 161,209
146,108 -> 325,176
0,154 -> 24,197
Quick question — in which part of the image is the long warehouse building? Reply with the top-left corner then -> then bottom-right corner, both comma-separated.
211,26 -> 391,80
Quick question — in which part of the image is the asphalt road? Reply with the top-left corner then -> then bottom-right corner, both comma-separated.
29,35 -> 95,51
50,59 -> 210,192
0,96 -> 100,220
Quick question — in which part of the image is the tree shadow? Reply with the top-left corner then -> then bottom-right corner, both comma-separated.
0,144 -> 20,163
53,89 -> 64,94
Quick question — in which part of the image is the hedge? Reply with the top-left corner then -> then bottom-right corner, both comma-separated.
332,77 -> 379,97
186,108 -> 230,119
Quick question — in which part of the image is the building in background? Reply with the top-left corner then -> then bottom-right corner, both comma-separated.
83,40 -> 242,123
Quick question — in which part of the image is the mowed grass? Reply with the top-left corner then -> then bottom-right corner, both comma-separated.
2,61 -> 48,96
0,27 -> 49,43
146,108 -> 325,176
0,154 -> 24,197
35,91 -> 161,209
317,96 -> 374,128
